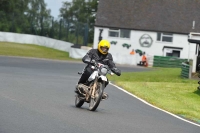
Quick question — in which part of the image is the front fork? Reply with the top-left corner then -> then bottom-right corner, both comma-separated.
85,77 -> 98,101
91,77 -> 98,98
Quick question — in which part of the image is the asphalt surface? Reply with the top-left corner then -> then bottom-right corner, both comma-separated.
0,56 -> 199,133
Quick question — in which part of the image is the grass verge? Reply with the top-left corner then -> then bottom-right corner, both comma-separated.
0,42 -> 80,61
108,68 -> 200,123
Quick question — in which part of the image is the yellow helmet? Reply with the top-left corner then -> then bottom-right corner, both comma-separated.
98,40 -> 110,54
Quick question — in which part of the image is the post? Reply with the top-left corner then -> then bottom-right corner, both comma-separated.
66,19 -> 69,41
59,19 -> 62,40
83,23 -> 89,46
76,22 -> 79,44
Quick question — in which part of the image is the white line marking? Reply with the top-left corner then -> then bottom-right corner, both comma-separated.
110,82 -> 200,127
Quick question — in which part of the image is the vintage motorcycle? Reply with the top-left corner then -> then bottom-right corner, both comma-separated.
75,60 -> 113,111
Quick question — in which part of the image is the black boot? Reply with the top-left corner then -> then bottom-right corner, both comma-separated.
74,84 -> 79,94
102,92 -> 109,100
75,84 -> 87,95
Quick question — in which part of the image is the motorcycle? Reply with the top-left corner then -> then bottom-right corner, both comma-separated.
75,60 -> 113,111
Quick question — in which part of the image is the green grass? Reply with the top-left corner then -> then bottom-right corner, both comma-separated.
0,42 -> 80,61
108,68 -> 200,123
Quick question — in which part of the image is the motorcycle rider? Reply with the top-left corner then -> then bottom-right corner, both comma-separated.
75,40 -> 121,99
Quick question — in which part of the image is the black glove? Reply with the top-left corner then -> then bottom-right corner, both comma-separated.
90,59 -> 96,65
111,67 -> 121,76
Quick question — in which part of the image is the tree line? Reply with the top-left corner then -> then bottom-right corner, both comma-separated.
0,0 -> 98,45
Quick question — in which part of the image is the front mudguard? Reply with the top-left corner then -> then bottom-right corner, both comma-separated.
98,76 -> 109,87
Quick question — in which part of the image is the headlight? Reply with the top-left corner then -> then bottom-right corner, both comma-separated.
100,67 -> 108,75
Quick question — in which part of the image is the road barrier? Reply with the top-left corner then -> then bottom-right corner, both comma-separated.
153,56 -> 187,68
181,63 -> 192,79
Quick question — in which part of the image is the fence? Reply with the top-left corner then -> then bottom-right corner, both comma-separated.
153,56 -> 187,68
0,13 -> 90,46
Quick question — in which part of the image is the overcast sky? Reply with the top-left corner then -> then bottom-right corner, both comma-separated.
44,0 -> 72,18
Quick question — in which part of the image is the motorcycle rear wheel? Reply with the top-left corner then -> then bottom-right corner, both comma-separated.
75,95 -> 84,107
89,82 -> 104,111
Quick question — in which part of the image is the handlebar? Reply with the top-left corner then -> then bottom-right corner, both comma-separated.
90,63 -> 114,76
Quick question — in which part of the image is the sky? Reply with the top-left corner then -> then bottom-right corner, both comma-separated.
44,0 -> 72,18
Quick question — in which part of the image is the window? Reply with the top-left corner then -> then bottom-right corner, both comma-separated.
109,29 -> 119,37
157,32 -> 173,42
109,29 -> 130,38
166,50 -> 180,57
120,29 -> 130,38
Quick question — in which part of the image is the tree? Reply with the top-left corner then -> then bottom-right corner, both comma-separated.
27,0 -> 51,36
0,0 -> 99,44
0,0 -> 53,35
59,0 -> 98,45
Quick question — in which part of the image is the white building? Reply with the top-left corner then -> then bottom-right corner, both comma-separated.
93,0 -> 199,68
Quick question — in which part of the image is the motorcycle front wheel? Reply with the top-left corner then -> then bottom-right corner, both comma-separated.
89,82 -> 104,111
75,95 -> 84,107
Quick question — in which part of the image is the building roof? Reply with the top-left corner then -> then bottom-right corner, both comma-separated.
95,0 -> 200,34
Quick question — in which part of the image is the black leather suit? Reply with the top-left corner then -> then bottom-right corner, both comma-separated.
78,49 -> 121,84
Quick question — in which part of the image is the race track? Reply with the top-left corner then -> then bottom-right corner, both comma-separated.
0,56 -> 199,133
